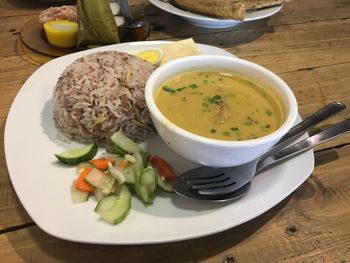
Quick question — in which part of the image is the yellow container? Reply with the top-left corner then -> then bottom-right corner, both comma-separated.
43,20 -> 78,48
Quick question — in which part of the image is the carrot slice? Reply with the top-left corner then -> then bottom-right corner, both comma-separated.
149,155 -> 176,180
88,159 -> 114,170
75,167 -> 95,192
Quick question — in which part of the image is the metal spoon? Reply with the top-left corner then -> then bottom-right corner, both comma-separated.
172,102 -> 347,202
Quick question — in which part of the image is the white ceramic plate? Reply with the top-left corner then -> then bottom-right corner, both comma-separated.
5,41 -> 314,244
149,0 -> 283,28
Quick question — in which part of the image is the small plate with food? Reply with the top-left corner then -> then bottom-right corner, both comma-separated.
150,0 -> 283,28
5,40 -> 313,244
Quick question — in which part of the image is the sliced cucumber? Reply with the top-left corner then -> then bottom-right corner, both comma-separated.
94,188 -> 106,202
133,151 -> 145,174
85,168 -> 115,195
55,143 -> 98,165
71,182 -> 89,203
109,144 -> 127,155
76,162 -> 95,176
123,165 -> 137,185
95,185 -> 131,225
134,184 -> 153,205
140,167 -> 157,193
110,131 -> 143,154
157,174 -> 174,193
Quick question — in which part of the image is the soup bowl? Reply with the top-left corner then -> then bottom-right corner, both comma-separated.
145,55 -> 298,167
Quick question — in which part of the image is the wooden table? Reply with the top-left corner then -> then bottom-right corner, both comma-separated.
1,0 -> 350,262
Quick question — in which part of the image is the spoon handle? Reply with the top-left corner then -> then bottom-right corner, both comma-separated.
259,101 -> 346,160
257,118 -> 350,172
280,101 -> 346,142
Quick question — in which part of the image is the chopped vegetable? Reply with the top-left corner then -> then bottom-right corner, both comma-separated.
140,167 -> 157,193
107,162 -> 126,185
163,86 -> 176,94
57,130 -> 176,225
88,159 -> 113,170
110,130 -> 143,154
85,168 -> 115,195
118,158 -> 129,169
157,172 -> 174,192
265,109 -> 273,116
149,155 -> 177,180
124,154 -> 136,163
208,95 -> 222,105
71,181 -> 90,203
55,142 -> 98,165
75,167 -> 95,193
189,83 -> 198,89
95,185 -> 131,225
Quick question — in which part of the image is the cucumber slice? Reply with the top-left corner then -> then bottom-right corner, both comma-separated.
157,174 -> 174,193
94,188 -> 106,202
140,167 -> 157,193
109,144 -> 127,155
85,168 -> 115,195
122,151 -> 145,184
123,165 -> 137,185
110,131 -> 143,154
71,182 -> 89,203
133,151 -> 145,174
95,185 -> 131,225
76,162 -> 95,176
55,143 -> 98,165
134,184 -> 153,205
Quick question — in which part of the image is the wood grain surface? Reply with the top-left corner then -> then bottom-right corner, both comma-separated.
0,0 -> 349,262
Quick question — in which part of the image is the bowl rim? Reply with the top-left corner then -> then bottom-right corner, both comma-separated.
145,55 -> 298,148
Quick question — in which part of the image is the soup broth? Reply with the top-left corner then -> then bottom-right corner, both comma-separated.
155,71 -> 285,141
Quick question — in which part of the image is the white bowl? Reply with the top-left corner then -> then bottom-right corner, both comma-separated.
145,55 -> 298,167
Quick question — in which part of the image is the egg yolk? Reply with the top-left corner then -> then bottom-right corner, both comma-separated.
137,50 -> 161,64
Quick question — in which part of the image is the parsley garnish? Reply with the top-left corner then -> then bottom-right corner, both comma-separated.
208,95 -> 222,105
162,86 -> 176,94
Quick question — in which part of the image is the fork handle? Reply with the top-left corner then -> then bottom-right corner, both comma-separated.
256,118 -> 350,173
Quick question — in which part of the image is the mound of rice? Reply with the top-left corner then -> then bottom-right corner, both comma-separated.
53,50 -> 156,145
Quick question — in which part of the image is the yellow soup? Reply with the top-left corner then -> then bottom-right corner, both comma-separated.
155,71 -> 285,141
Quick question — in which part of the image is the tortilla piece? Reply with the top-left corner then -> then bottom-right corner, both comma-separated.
243,0 -> 283,11
160,38 -> 201,65
174,0 -> 246,20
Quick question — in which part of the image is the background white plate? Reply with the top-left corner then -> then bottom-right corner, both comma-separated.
5,41 -> 314,244
149,0 -> 283,28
